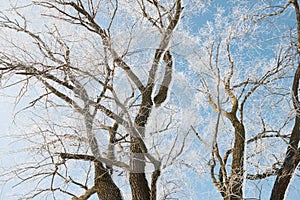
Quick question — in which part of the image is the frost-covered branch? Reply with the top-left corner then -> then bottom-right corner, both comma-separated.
59,152 -> 130,170
154,50 -> 173,106
146,0 -> 182,92
256,3 -> 291,21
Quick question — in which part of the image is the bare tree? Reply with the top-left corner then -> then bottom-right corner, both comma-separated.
270,0 -> 300,199
0,0 -> 189,199
2,1 -> 300,200
188,2 -> 295,199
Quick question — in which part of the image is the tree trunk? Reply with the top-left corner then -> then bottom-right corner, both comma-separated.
94,161 -> 123,200
226,114 -> 245,200
129,136 -> 151,200
84,112 -> 123,199
270,63 -> 300,200
129,172 -> 151,200
270,118 -> 300,200
129,94 -> 152,200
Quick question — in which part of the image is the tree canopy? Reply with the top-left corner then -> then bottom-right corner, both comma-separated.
0,0 -> 300,200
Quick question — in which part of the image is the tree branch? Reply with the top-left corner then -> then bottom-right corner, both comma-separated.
59,152 -> 130,170
72,186 -> 96,200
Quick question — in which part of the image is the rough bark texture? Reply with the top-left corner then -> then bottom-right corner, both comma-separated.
129,95 -> 152,200
270,1 -> 300,199
229,117 -> 245,200
128,50 -> 174,200
150,170 -> 161,200
270,63 -> 300,200
224,114 -> 245,200
129,139 -> 151,200
94,161 -> 123,200
83,108 -> 123,200
59,152 -> 123,200
129,172 -> 151,200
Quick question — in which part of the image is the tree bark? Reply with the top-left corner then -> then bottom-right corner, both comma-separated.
230,118 -> 245,200
94,161 -> 123,200
84,111 -> 123,199
270,63 -> 300,200
270,1 -> 300,198
129,94 -> 152,200
226,114 -> 245,200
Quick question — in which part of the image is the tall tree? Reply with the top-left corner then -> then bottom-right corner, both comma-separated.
271,0 -> 300,199
188,2 -> 295,199
0,0 -> 189,199
1,1 -> 300,200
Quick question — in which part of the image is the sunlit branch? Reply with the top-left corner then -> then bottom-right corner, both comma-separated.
164,131 -> 189,168
146,0 -> 182,93
137,0 -> 162,30
92,102 -> 129,127
59,152 -> 130,170
41,78 -> 84,113
247,165 -> 280,180
254,2 -> 292,22
222,132 -> 290,167
154,50 -> 173,106
0,12 -> 64,64
112,55 -> 146,92
191,125 -> 212,151
38,1 -> 146,95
